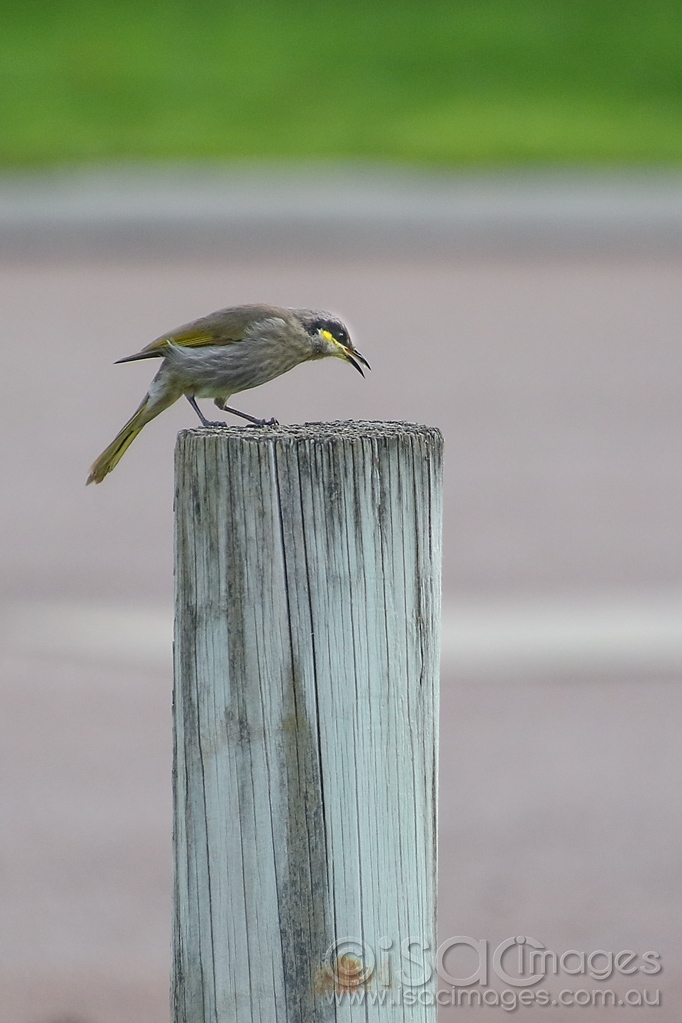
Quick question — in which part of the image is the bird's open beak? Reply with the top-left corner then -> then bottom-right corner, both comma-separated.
342,346 -> 371,376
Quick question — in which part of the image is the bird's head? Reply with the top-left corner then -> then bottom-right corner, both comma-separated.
296,311 -> 371,376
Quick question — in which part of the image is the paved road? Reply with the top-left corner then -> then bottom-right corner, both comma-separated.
0,171 -> 681,1021
6,166 -> 682,257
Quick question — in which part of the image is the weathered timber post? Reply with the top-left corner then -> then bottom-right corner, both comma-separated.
173,421 -> 442,1022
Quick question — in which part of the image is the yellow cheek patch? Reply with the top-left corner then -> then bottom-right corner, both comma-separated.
321,330 -> 335,342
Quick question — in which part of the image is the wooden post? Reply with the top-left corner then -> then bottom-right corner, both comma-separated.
172,421 -> 442,1022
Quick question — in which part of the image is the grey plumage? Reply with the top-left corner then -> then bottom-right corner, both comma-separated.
87,303 -> 369,484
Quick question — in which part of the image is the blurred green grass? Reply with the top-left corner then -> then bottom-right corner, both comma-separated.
2,0 -> 682,166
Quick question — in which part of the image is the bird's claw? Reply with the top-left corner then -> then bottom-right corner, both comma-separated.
247,417 -> 279,428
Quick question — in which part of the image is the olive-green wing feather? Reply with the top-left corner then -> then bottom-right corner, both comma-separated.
116,303 -> 289,363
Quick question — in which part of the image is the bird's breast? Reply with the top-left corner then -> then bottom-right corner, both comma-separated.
163,338 -> 309,397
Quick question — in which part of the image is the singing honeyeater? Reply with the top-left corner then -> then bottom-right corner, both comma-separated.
87,303 -> 370,484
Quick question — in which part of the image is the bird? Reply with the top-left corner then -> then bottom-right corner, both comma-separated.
86,303 -> 370,484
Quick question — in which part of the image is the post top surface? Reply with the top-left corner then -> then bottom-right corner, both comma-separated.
178,420 -> 442,444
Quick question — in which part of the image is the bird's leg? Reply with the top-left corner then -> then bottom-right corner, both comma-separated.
215,400 -> 279,427
186,395 -> 227,428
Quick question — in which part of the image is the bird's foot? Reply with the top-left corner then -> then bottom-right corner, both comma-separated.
216,403 -> 279,427
246,417 -> 279,428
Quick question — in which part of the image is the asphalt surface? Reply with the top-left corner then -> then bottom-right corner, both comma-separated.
0,170 -> 681,1021
7,166 -> 682,258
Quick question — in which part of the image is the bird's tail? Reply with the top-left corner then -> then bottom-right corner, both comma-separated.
87,390 -> 175,484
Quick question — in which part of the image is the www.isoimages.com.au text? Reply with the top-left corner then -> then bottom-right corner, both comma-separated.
323,987 -> 661,1010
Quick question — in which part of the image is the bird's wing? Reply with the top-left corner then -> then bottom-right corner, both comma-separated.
116,304 -> 288,363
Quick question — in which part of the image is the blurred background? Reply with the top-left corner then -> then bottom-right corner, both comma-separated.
1,1 -> 682,1020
